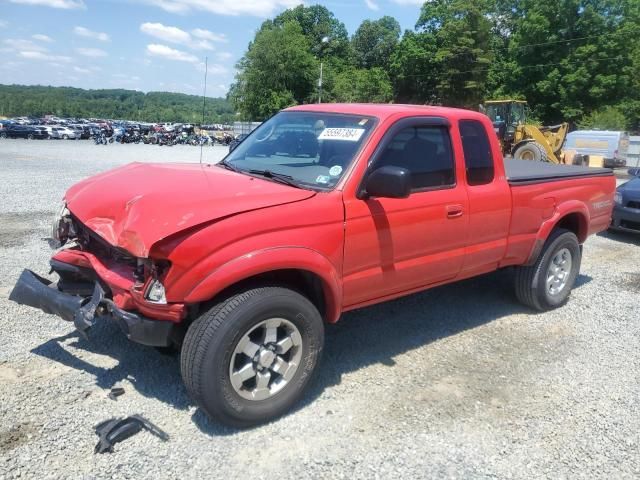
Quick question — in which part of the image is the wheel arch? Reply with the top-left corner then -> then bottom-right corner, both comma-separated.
184,247 -> 342,324
526,205 -> 589,265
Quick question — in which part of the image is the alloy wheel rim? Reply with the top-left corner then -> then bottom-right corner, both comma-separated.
546,248 -> 572,295
229,317 -> 303,401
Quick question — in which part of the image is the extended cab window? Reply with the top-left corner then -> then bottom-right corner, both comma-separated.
460,120 -> 494,186
375,126 -> 454,190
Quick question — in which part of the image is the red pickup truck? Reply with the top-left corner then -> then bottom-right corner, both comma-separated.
11,104 -> 615,426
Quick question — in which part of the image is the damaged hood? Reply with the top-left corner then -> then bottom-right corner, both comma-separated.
65,162 -> 316,257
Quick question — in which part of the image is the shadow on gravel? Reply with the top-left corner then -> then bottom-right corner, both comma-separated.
31,268 -> 592,437
31,321 -> 191,410
598,230 -> 640,246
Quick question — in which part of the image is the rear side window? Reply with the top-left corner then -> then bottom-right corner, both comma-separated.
375,126 -> 455,190
460,120 -> 494,186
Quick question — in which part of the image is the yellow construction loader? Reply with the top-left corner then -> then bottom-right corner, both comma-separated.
481,100 -> 569,163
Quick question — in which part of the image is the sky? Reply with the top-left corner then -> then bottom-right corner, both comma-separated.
0,0 -> 423,98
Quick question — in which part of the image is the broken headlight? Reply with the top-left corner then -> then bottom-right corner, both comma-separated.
49,201 -> 77,249
145,279 -> 167,304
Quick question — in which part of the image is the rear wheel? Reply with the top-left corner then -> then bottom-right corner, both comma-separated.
513,142 -> 549,162
27,134 -> 34,140
0,132 -> 7,139
181,286 -> 324,427
62,134 -> 69,140
514,228 -> 581,311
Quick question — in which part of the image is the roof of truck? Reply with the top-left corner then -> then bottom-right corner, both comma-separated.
285,103 -> 485,121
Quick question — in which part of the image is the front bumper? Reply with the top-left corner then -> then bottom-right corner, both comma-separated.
611,204 -> 640,234
10,269 -> 176,346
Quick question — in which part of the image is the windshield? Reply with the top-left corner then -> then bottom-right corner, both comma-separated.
223,111 -> 376,190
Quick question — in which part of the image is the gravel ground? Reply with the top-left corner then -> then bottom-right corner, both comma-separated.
0,139 -> 639,479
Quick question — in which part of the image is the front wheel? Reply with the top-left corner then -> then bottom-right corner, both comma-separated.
62,134 -> 69,140
181,286 -> 324,427
514,228 -> 581,311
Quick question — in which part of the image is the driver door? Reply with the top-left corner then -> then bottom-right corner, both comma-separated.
342,118 -> 469,307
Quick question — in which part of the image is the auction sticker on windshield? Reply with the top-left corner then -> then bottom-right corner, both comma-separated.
318,128 -> 365,142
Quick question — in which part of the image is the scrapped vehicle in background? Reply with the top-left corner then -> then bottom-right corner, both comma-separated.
10,104 -> 616,427
610,168 -> 640,233
565,130 -> 629,168
50,126 -> 77,140
0,124 -> 48,139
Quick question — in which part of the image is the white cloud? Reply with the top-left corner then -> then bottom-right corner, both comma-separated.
0,20 -> 8,28
193,39 -> 215,51
391,0 -> 425,4
4,38 -> 47,51
73,66 -> 91,74
195,61 -> 228,74
364,0 -> 379,10
191,28 -> 227,43
216,51 -> 233,61
9,0 -> 85,8
146,43 -> 198,62
32,34 -> 53,42
76,47 -> 108,57
140,23 -> 216,50
142,0 -> 299,17
19,51 -> 72,62
140,22 -> 191,44
113,73 -> 141,81
73,26 -> 110,42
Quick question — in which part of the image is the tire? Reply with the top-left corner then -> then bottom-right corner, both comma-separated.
0,132 -> 7,139
513,142 -> 549,162
181,286 -> 324,427
27,134 -> 34,140
62,134 -> 69,140
514,228 -> 581,311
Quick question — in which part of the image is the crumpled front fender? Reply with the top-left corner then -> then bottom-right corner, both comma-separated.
184,247 -> 343,323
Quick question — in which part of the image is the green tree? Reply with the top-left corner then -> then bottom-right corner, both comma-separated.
502,0 -> 638,125
229,21 -> 317,120
0,85 -> 234,122
390,31 -> 440,104
579,106 -> 627,130
416,0 -> 494,107
352,16 -> 401,70
333,67 -> 393,103
270,4 -> 351,60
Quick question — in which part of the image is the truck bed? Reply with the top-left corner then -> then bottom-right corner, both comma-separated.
505,159 -> 613,185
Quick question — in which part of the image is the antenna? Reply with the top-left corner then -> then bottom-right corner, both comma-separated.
199,56 -> 208,165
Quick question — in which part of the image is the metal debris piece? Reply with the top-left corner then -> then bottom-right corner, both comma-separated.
107,387 -> 125,401
94,415 -> 169,454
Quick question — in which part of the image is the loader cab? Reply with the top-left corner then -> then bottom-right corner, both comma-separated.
483,100 -> 527,143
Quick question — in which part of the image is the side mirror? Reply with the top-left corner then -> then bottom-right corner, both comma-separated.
628,167 -> 640,177
364,166 -> 411,199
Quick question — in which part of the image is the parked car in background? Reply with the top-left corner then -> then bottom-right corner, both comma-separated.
69,125 -> 91,139
611,168 -> 640,233
35,126 -> 51,139
564,130 -> 629,168
0,124 -> 48,139
50,126 -> 77,140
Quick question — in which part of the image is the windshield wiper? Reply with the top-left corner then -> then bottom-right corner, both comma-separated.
218,159 -> 240,172
246,169 -> 303,189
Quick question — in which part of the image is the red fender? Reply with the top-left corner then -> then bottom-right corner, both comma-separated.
184,247 -> 343,323
526,200 -> 589,264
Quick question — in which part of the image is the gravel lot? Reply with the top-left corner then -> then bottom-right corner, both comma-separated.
1,139 -> 639,479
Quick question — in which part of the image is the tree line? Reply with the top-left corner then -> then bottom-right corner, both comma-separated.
0,85 -> 235,123
229,1 -> 640,131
